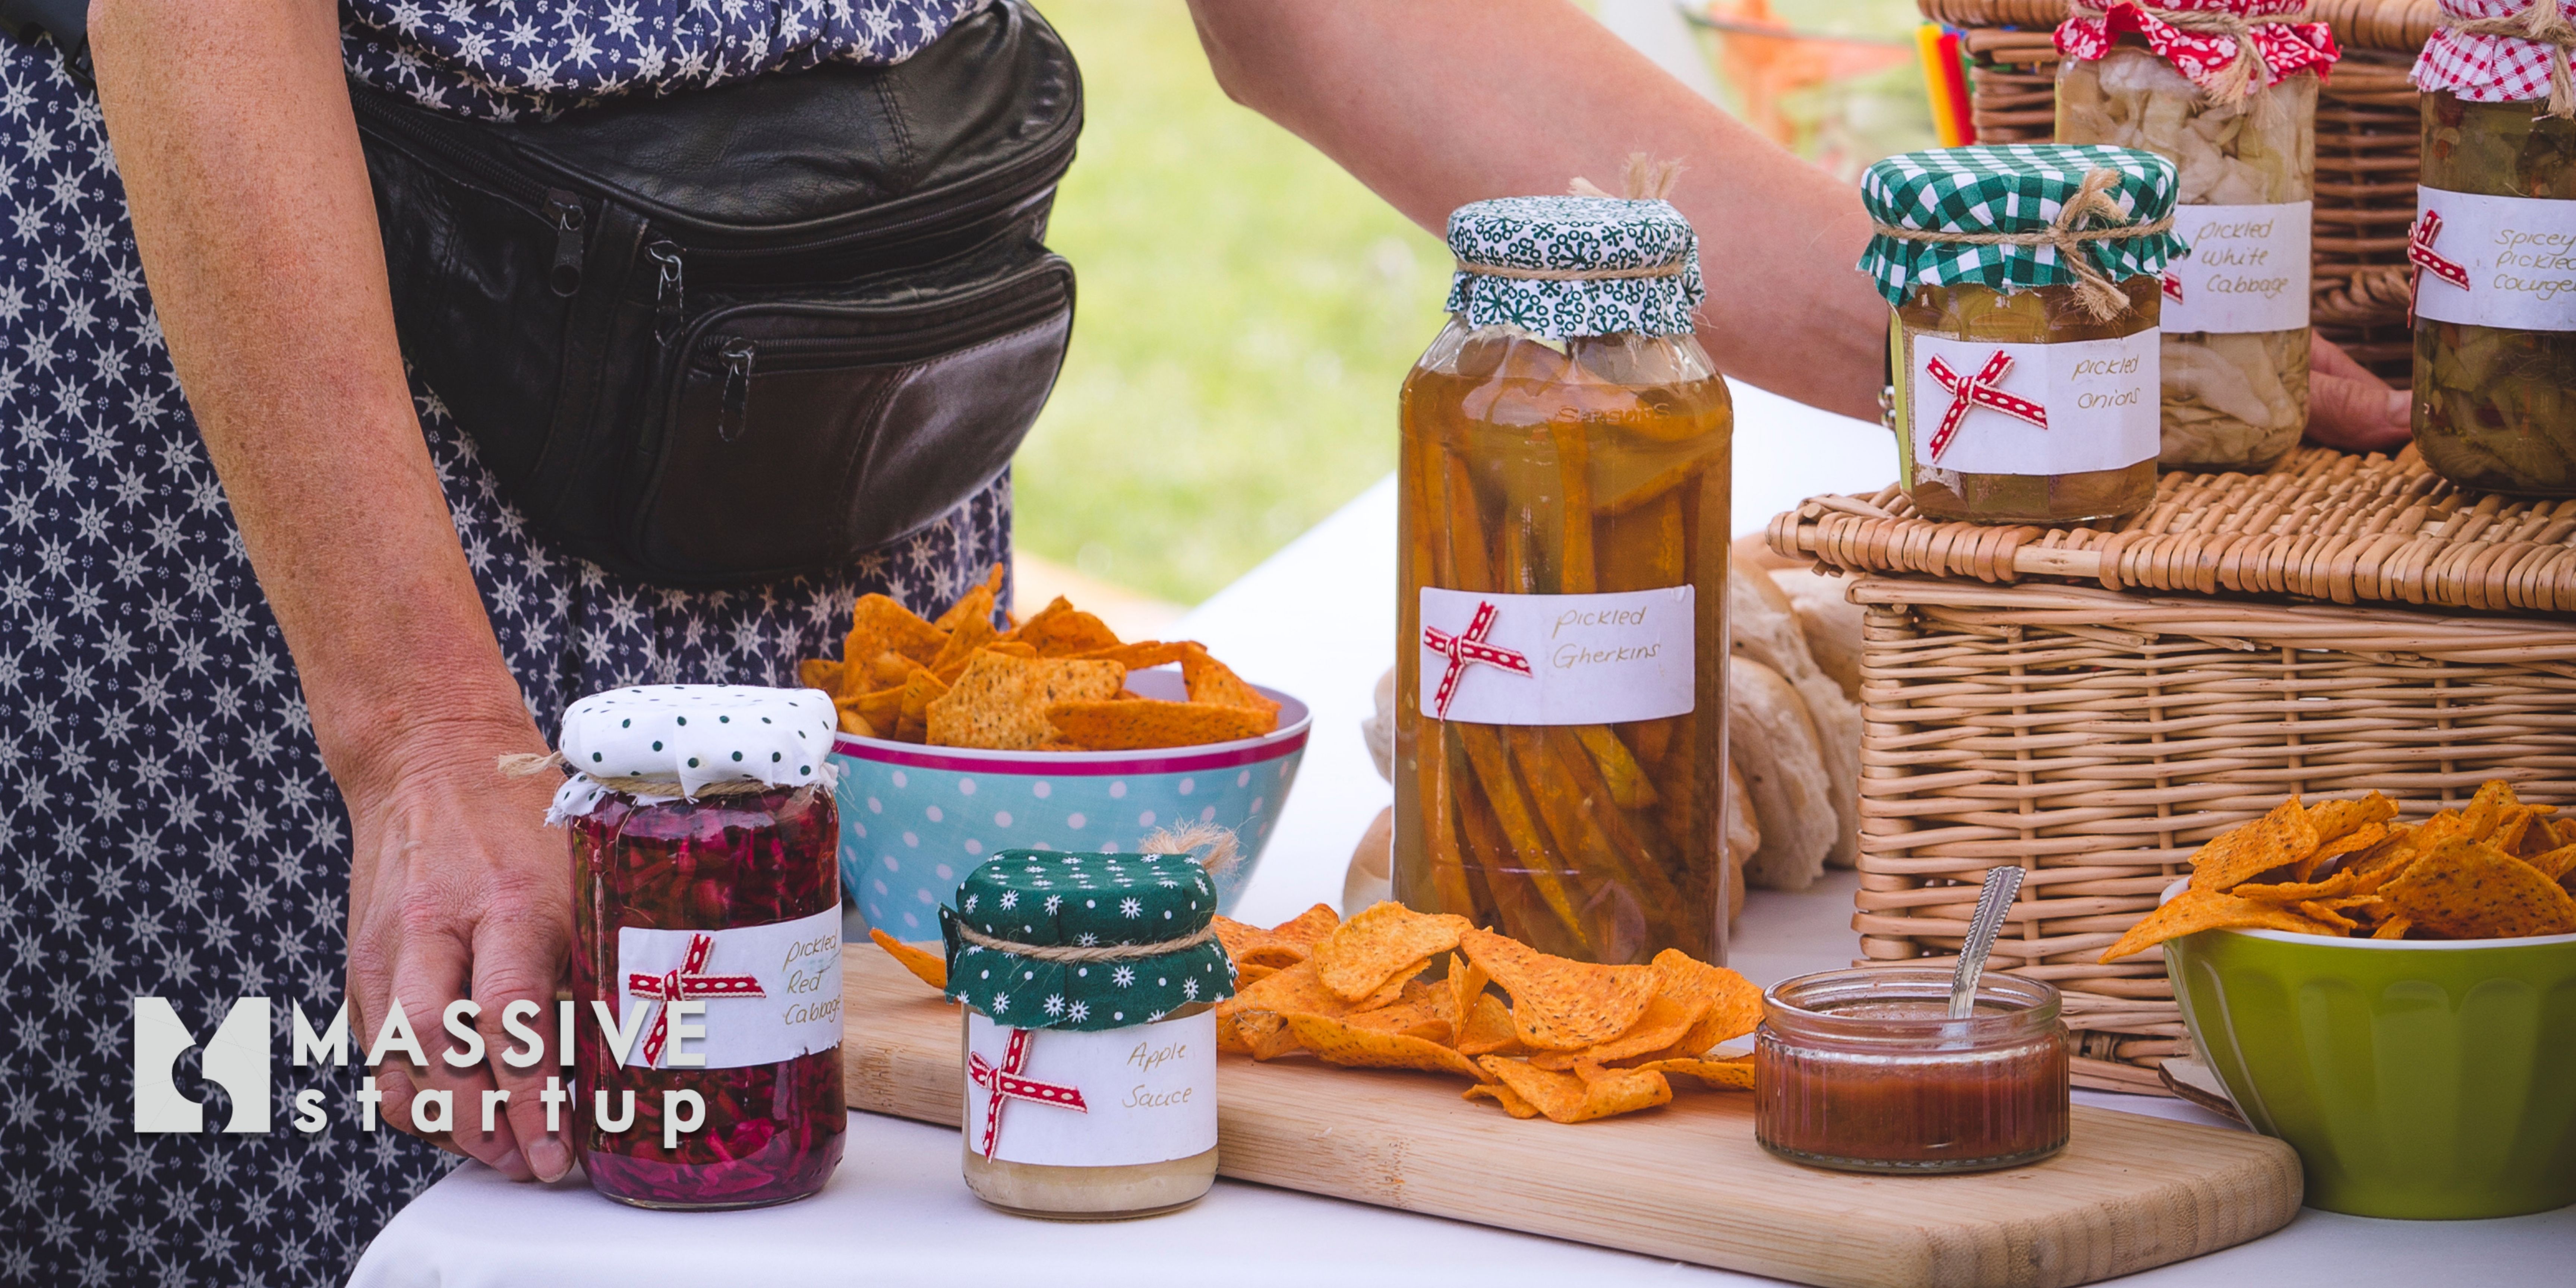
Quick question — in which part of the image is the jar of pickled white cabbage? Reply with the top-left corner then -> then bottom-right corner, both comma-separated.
2055,1 -> 2338,473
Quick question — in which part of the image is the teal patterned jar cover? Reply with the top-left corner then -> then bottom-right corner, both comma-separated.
1445,191 -> 1704,341
942,850 -> 1237,1032
1859,144 -> 2189,320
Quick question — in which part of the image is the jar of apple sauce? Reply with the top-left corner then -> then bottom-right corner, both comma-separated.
942,850 -> 1235,1219
1394,178 -> 1731,969
2409,4 -> 2576,496
1861,145 -> 2187,524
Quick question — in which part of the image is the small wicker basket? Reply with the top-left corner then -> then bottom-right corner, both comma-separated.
1916,0 -> 2441,382
1769,449 -> 2576,1095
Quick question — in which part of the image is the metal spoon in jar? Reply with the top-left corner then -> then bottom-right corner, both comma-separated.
1948,865 -> 2027,1020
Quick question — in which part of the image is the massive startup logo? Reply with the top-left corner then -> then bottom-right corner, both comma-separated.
132,998 -> 279,1133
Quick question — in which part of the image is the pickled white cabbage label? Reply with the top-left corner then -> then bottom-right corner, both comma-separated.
2413,188 -> 2576,332
2163,202 -> 2311,334
1908,331 -> 2160,477
1417,586 -> 1695,726
966,1011 -> 1217,1168
613,907 -> 842,1070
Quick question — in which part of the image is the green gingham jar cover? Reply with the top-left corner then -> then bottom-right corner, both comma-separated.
941,850 -> 1237,1032
1445,195 -> 1705,340
1857,144 -> 2188,307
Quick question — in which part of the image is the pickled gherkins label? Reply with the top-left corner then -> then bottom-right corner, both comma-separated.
2412,189 -> 2576,331
614,906 -> 843,1070
1418,587 -> 1694,726
2162,202 -> 2311,334
1907,332 -> 2159,476
966,1010 -> 1217,1167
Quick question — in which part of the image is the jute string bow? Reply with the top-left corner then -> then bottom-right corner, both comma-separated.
1871,165 -> 2172,321
1453,153 -> 1691,282
950,822 -> 1239,963
2068,3 -> 2314,106
2446,1 -> 2576,119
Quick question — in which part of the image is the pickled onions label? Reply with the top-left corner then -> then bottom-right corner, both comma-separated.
1418,587 -> 1694,726
615,906 -> 843,1070
966,1010 -> 1217,1167
2162,202 -> 2311,334
2412,189 -> 2576,331
1907,331 -> 2159,477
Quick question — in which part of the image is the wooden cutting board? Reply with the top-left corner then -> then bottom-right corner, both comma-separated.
841,947 -> 2299,1288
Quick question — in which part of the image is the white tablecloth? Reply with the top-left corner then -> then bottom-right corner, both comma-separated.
353,385 -> 2574,1285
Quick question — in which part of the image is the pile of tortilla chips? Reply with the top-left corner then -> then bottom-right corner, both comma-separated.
800,564 -> 1280,751
2100,781 -> 2576,961
1212,902 -> 1763,1123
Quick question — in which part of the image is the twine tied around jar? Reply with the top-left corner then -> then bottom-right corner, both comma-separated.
2444,2 -> 2576,119
951,821 -> 1240,962
1869,166 -> 2173,321
496,749 -> 790,798
1452,153 -> 1692,282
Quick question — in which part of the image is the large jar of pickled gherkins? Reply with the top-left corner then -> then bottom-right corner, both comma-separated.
2409,3 -> 2576,496
2055,1 -> 2337,471
1860,145 -> 2188,524
1395,192 -> 1731,966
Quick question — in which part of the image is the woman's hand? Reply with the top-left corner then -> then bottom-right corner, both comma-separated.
2307,332 -> 2413,454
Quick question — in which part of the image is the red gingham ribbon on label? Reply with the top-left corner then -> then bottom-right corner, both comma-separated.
625,932 -> 765,1068
2162,270 -> 2185,303
1924,350 -> 2049,463
1421,600 -> 1532,719
970,1027 -> 1088,1160
2408,210 -> 2472,323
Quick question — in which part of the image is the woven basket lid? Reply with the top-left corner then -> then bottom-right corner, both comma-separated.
1444,195 -> 1705,340
1859,143 -> 2187,306
942,850 -> 1235,1031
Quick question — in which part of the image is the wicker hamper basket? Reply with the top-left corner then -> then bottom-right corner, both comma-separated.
1768,449 -> 2576,1095
1916,0 -> 2441,382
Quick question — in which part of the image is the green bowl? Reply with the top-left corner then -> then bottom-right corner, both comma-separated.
2165,894 -> 2576,1219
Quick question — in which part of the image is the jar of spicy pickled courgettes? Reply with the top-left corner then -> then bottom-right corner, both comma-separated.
553,685 -> 846,1210
2055,1 -> 2336,471
2409,2 -> 2576,496
1396,176 -> 1731,968
1861,145 -> 2187,524
943,850 -> 1234,1219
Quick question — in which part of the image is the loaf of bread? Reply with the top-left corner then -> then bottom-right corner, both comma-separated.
1769,567 -> 1864,705
1729,562 -> 1862,868
1726,654 -> 1837,890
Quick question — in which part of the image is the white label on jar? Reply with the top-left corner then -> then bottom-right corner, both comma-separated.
2413,187 -> 2576,331
2162,201 -> 2311,334
614,906 -> 843,1070
1907,331 -> 2159,477
1416,586 -> 1695,726
965,1011 -> 1217,1167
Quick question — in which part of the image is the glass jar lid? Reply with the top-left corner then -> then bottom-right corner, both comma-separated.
2057,1 -> 2339,93
1859,144 -> 2187,311
547,683 -> 838,821
2416,1 -> 2576,111
942,850 -> 1237,1031
1444,194 -> 1704,340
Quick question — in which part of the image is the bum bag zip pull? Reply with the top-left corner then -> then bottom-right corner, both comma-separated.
717,338 -> 756,442
649,241 -> 685,346
545,190 -> 587,297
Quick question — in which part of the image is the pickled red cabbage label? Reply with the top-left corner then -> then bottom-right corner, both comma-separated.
615,906 -> 843,1070
1418,587 -> 1695,726
2162,202 -> 2311,335
2413,189 -> 2576,332
1907,331 -> 2160,477
966,1010 -> 1217,1167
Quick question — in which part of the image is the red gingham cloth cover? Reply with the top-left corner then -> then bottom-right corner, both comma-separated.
2415,0 -> 2576,102
2058,1 -> 2340,91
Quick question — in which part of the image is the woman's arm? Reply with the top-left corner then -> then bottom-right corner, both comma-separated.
1187,0 -> 2414,449
92,0 -> 569,1181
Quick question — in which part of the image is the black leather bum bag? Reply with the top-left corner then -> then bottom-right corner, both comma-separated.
352,0 -> 1080,586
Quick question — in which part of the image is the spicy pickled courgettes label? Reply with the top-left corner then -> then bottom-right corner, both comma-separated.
1905,331 -> 2159,477
613,906 -> 844,1070
2163,202 -> 2311,335
2413,188 -> 2576,331
1417,586 -> 1695,726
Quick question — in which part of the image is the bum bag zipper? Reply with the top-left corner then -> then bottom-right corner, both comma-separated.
648,241 -> 685,347
716,338 -> 756,442
545,190 -> 588,297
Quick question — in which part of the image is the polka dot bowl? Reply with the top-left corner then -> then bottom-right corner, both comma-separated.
831,669 -> 1310,939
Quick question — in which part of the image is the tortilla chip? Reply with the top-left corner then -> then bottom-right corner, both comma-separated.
929,612 -> 1000,684
2296,900 -> 2360,934
2526,843 -> 2576,883
2099,889 -> 2342,962
2307,793 -> 2399,845
1631,1056 -> 1756,1091
845,594 -> 949,669
1342,982 -> 1454,1045
867,928 -> 947,991
1476,1056 -> 1670,1124
2295,821 -> 2392,883
2382,839 -> 2576,939
2348,825 -> 2433,894
1232,961 -> 1279,988
1046,698 -> 1277,751
1181,643 -> 1281,717
894,665 -> 950,743
1070,641 -> 1191,671
1349,967 -> 1419,1013
1640,950 -> 1765,1060
1459,928 -> 1658,1052
798,658 -> 843,695
1463,1080 -> 1542,1119
2373,915 -> 2414,940
934,564 -> 1007,633
1453,992 -> 1526,1057
1217,959 -> 1354,1060
1283,1013 -> 1486,1080
2232,869 -> 2364,903
862,649 -> 916,692
1007,598 -> 1124,657
1530,948 -> 1749,1070
1447,953 -> 1490,1037
1214,905 -> 1339,974
2460,780 -> 2521,841
837,683 -> 906,739
1531,992 -> 1698,1071
1216,1010 -> 1251,1055
925,652 -> 1125,751
1313,902 -> 1473,1002
2188,798 -> 2321,893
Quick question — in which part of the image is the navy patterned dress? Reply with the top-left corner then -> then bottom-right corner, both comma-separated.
1,3 -> 994,1284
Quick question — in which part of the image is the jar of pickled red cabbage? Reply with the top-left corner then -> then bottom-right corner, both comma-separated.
555,684 -> 846,1210
2409,4 -> 2576,496
2055,1 -> 2336,471
943,850 -> 1234,1218
1861,145 -> 2186,524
